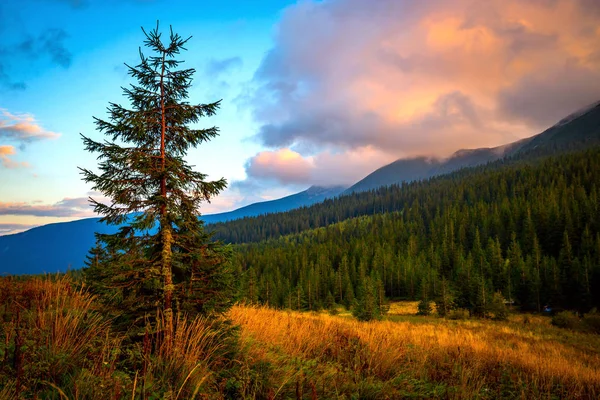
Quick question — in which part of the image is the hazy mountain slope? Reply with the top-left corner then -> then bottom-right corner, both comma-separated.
202,185 -> 345,224
0,218 -> 116,275
345,157 -> 437,194
346,101 -> 599,194
511,101 -> 600,156
344,145 -> 515,194
0,186 -> 345,275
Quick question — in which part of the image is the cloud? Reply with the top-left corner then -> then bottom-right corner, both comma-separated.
245,148 -> 312,185
0,145 -> 29,169
0,27 -> 72,90
242,0 -> 600,163
244,146 -> 396,187
205,57 -> 243,78
0,109 -> 61,145
0,197 -> 95,218
0,223 -> 38,236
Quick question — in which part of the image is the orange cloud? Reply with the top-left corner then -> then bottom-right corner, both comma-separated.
247,0 -> 600,162
246,148 -> 313,185
0,109 -> 61,143
0,145 -> 29,169
245,146 -> 397,187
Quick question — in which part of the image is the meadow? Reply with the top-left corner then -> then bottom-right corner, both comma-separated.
1,276 -> 599,399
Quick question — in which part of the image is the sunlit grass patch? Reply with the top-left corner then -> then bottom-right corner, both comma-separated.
228,304 -> 600,399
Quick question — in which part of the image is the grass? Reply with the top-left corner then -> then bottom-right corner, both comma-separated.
2,276 -> 600,399
228,305 -> 600,399
0,276 -> 232,399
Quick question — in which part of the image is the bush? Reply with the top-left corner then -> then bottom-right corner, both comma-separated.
551,311 -> 580,330
489,292 -> 509,321
447,309 -> 470,320
416,300 -> 433,316
582,310 -> 600,334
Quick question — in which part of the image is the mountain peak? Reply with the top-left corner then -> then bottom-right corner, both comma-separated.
553,100 -> 600,128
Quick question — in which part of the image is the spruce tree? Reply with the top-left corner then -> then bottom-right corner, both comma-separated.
80,24 -> 233,338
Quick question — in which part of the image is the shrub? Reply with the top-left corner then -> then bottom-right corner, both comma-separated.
582,310 -> 600,334
489,292 -> 509,321
416,300 -> 433,316
447,309 -> 470,320
551,311 -> 580,330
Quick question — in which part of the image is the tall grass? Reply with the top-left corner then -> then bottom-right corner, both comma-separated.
0,275 -> 123,399
0,276 -> 232,399
229,304 -> 600,399
137,311 -> 230,398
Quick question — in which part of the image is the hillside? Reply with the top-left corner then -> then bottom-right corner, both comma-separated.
231,148 -> 600,314
0,185 -> 344,275
2,101 -> 599,276
202,185 -> 345,224
346,138 -> 531,193
345,101 -> 600,194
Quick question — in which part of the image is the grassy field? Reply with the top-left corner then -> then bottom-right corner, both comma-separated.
230,305 -> 600,399
1,276 -> 600,399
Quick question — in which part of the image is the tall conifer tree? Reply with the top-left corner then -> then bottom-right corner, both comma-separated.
80,24 -> 233,338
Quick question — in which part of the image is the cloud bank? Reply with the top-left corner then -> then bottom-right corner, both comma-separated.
0,109 -> 61,145
0,198 -> 95,218
238,0 -> 600,189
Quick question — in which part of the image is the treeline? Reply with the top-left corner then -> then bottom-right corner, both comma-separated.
209,147 -> 586,244
231,148 -> 600,315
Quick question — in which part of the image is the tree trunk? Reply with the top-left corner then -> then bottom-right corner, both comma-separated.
159,51 -> 174,345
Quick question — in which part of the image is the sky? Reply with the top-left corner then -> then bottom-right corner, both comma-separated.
1,0 -> 600,235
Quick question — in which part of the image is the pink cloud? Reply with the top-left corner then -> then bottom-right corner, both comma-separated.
246,148 -> 313,185
244,0 -> 600,161
244,146 -> 397,187
0,109 -> 61,143
0,145 -> 29,169
0,197 -> 96,218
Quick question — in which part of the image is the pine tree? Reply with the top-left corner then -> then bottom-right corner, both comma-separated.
80,24 -> 232,339
353,277 -> 380,321
435,277 -> 455,318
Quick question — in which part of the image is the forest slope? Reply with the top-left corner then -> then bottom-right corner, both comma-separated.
231,148 -> 600,314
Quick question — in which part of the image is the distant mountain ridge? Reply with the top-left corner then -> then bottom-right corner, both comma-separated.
346,101 -> 600,193
203,185 -> 345,224
1,100 -> 599,275
345,140 -> 528,193
0,185 -> 345,275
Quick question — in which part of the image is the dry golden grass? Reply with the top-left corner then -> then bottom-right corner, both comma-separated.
0,276 -> 230,400
229,304 -> 600,399
387,300 -> 421,315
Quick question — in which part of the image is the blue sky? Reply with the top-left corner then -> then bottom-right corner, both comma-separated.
1,0 -> 600,234
0,0 -> 296,233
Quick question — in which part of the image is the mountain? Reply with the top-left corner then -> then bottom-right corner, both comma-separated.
345,140 -> 530,193
2,100 -> 599,275
511,100 -> 600,155
202,185 -> 346,224
345,101 -> 600,193
0,185 -> 345,275
0,218 -> 116,275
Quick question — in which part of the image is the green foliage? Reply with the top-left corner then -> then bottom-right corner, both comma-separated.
551,311 -> 580,330
489,292 -> 509,321
79,24 -> 234,329
353,277 -> 382,321
417,300 -> 433,316
447,309 -> 470,320
225,148 -> 600,319
435,278 -> 455,318
583,310 -> 600,334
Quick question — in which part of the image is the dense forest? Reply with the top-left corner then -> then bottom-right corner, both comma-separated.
225,148 -> 600,316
